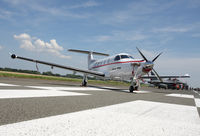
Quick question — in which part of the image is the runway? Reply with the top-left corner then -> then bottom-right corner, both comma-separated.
0,77 -> 200,136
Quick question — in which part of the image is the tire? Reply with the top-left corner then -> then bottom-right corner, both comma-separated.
82,80 -> 87,87
129,86 -> 134,93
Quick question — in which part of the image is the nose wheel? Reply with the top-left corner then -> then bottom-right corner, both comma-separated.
129,85 -> 138,93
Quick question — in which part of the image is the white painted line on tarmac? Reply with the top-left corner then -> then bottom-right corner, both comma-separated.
0,89 -> 90,99
1,100 -> 199,136
0,83 -> 19,86
135,90 -> 151,93
26,86 -> 109,91
166,93 -> 194,99
195,98 -> 200,107
122,90 -> 151,93
194,90 -> 200,96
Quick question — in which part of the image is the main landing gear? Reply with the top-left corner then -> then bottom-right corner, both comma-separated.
82,75 -> 88,87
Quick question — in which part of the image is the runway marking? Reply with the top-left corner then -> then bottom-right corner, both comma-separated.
122,90 -> 151,93
1,100 -> 199,136
0,83 -> 18,86
194,90 -> 200,96
26,86 -> 109,91
195,98 -> 200,107
166,93 -> 194,99
135,90 -> 151,93
0,89 -> 90,99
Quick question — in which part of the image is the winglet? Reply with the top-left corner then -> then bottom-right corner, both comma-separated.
11,54 -> 17,59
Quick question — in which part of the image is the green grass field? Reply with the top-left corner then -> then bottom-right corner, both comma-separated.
0,71 -> 130,86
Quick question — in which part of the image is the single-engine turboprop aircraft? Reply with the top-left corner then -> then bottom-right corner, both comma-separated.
11,47 -> 173,92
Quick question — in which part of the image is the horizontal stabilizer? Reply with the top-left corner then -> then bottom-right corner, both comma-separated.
68,49 -> 109,56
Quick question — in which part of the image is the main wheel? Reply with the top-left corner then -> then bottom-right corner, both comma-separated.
129,86 -> 134,93
82,80 -> 87,87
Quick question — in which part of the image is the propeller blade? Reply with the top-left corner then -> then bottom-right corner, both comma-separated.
152,68 -> 163,82
152,52 -> 163,62
136,47 -> 148,61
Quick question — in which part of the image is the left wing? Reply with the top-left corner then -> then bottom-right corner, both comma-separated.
11,54 -> 105,77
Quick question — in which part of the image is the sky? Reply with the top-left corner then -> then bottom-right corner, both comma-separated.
0,0 -> 200,87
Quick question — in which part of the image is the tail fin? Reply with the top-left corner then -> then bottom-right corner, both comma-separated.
68,49 -> 109,69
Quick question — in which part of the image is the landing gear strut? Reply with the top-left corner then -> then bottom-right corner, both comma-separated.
82,75 -> 88,87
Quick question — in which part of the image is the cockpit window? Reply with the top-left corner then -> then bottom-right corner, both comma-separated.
120,55 -> 129,59
129,56 -> 134,59
114,55 -> 120,61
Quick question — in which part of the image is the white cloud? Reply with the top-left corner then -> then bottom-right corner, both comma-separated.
0,45 -> 3,50
153,27 -> 190,33
127,34 -> 147,41
14,33 -> 70,59
2,0 -> 94,20
69,1 -> 100,9
88,31 -> 148,42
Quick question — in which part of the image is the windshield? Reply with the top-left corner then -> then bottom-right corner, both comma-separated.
114,55 -> 120,61
129,55 -> 134,59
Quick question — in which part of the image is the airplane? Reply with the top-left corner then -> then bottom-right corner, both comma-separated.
147,72 -> 190,90
10,47 -> 181,93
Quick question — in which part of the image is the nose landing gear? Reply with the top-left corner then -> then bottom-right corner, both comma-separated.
129,85 -> 138,93
129,78 -> 139,93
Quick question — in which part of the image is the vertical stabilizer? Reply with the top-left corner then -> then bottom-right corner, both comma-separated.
68,49 -> 109,69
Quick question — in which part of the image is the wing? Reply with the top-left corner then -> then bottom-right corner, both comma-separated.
11,54 -> 105,77
141,75 -> 190,79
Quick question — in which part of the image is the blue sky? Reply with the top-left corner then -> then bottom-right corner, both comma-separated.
0,0 -> 200,87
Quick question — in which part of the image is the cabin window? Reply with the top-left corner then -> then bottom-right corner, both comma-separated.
114,55 -> 120,61
120,55 -> 129,59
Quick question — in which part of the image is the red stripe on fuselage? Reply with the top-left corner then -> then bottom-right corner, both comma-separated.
92,60 -> 145,69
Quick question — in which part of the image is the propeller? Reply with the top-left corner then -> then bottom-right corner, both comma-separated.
152,68 -> 163,82
136,47 -> 163,82
152,52 -> 162,62
136,47 -> 148,61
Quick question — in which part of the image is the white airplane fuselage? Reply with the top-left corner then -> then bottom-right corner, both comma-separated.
88,53 -> 151,81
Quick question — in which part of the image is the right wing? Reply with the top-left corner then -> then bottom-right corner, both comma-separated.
11,54 -> 105,77
141,75 -> 190,79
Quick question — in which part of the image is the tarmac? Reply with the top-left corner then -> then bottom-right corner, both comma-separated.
0,77 -> 200,136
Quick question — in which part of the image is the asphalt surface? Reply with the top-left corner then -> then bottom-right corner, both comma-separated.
0,77 -> 200,136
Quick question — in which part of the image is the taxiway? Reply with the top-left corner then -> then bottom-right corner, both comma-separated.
0,77 -> 199,136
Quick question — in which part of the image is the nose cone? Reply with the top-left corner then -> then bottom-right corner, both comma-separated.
142,62 -> 154,73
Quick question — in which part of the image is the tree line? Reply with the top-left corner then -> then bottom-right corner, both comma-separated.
0,67 -> 96,79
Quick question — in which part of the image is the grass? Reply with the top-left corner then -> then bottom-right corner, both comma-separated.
0,71 -> 130,86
